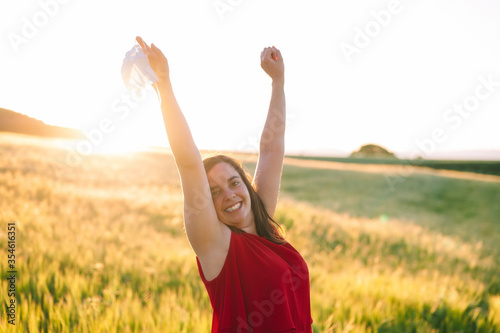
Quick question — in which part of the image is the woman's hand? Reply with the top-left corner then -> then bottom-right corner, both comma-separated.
136,36 -> 170,84
260,46 -> 284,84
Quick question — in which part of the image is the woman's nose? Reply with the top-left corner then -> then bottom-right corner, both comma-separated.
223,189 -> 235,200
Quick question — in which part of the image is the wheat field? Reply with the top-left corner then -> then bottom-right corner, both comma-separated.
1,133 -> 499,332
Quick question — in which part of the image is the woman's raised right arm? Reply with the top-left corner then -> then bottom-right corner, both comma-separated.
136,37 -> 229,259
136,36 -> 198,168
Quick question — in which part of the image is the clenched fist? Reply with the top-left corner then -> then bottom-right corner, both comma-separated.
260,46 -> 284,84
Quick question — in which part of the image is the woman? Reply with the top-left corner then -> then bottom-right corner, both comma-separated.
137,36 -> 312,332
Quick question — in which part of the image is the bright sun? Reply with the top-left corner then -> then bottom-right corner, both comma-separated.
82,112 -> 166,155
92,131 -> 145,154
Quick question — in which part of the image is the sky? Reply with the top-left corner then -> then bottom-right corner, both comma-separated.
1,0 -> 500,159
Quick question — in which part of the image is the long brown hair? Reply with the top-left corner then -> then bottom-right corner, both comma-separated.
203,155 -> 285,244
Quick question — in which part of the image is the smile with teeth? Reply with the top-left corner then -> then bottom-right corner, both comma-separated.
225,202 -> 241,212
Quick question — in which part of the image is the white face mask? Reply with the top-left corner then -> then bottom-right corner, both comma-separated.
121,44 -> 158,95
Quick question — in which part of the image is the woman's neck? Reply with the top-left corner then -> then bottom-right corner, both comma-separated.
241,224 -> 257,235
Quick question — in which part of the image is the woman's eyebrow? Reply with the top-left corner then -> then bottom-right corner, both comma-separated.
227,176 -> 240,182
210,176 -> 240,191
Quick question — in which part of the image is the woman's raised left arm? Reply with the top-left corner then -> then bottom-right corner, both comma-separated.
252,46 -> 286,218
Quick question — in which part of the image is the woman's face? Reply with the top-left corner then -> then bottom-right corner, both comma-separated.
207,162 -> 254,229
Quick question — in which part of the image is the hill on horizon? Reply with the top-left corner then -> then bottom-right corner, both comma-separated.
0,108 -> 83,139
350,143 -> 397,159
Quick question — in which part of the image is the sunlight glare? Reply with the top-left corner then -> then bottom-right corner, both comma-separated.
91,130 -> 146,155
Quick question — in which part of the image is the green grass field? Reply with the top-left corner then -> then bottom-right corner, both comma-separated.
1,133 -> 499,332
286,155 -> 500,177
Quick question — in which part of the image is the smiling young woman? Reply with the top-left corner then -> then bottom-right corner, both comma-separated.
137,36 -> 312,332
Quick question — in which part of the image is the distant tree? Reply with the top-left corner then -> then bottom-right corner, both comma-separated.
350,144 -> 397,159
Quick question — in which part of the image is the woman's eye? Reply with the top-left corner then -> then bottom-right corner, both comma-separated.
211,190 -> 220,197
231,181 -> 239,187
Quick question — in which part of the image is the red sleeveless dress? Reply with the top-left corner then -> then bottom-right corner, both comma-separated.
196,230 -> 313,333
